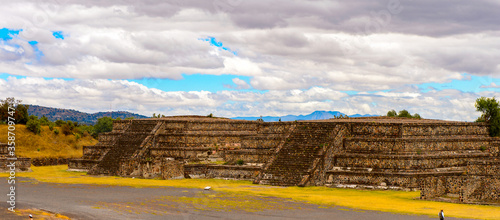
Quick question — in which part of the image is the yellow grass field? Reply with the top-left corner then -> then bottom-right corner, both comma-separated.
2,165 -> 500,219
0,124 -> 98,159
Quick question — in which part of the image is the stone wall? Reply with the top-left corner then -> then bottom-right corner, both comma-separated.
184,164 -> 260,180
222,149 -> 272,163
402,124 -> 489,137
0,158 -> 31,172
0,142 -> 31,172
68,159 -> 97,171
334,153 -> 489,171
344,138 -> 494,154
68,117 -> 500,204
31,158 -> 72,166
462,160 -> 500,203
82,146 -> 112,160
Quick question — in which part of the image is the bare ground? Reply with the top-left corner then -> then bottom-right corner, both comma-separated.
1,177 -> 471,220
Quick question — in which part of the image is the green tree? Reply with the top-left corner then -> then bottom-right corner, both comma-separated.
0,97 -> 29,124
15,103 -> 29,124
55,119 -> 66,126
397,109 -> 412,118
387,110 -> 397,117
39,115 -> 51,126
93,116 -> 113,138
76,124 -> 94,137
475,97 -> 500,137
26,116 -> 41,134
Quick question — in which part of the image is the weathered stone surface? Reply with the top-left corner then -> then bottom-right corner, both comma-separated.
68,116 -> 500,204
0,142 -> 31,172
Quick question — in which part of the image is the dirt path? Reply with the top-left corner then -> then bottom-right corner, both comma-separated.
1,178 -> 471,220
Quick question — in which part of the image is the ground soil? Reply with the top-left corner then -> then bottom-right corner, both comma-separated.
1,177 -> 471,220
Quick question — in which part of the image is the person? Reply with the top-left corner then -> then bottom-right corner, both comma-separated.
439,210 -> 444,220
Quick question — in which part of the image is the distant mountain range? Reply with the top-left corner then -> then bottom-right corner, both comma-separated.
27,105 -> 148,125
27,105 -> 376,124
231,111 -> 377,122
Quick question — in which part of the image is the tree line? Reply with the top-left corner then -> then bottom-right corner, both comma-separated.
1,97 -> 120,138
386,109 -> 421,119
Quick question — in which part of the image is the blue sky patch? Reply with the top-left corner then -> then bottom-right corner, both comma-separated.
0,28 -> 21,41
0,73 -> 75,81
200,37 -> 237,55
52,31 -> 65,39
341,91 -> 359,95
0,73 -> 26,80
130,74 -> 254,93
417,73 -> 500,93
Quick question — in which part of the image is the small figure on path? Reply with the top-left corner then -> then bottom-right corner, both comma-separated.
439,210 -> 444,220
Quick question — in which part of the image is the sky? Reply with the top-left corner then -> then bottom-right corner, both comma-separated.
0,0 -> 499,121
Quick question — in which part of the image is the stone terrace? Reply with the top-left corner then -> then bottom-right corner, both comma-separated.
0,142 -> 31,172
69,116 -> 500,204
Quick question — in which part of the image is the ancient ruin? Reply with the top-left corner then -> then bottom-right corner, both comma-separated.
69,116 -> 500,204
0,142 -> 31,172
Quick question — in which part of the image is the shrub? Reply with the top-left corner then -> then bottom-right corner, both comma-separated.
397,110 -> 412,118
387,109 -> 422,119
387,110 -> 397,117
48,123 -> 54,131
61,124 -> 73,135
54,129 -> 60,135
39,115 -> 51,126
26,118 -> 41,134
236,159 -> 244,165
55,119 -> 65,126
93,117 -> 113,137
475,97 -> 500,137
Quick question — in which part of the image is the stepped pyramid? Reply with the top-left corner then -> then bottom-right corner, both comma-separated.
69,116 -> 500,204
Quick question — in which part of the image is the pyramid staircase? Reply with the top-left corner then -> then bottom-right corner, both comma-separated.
88,120 -> 160,176
255,123 -> 337,186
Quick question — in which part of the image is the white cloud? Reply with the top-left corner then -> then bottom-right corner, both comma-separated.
2,77 -> 497,121
0,0 -> 499,121
231,78 -> 251,89
481,82 -> 500,88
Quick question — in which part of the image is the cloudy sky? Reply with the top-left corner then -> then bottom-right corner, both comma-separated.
1,0 -> 499,121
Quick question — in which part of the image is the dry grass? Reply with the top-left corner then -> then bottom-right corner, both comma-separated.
0,124 -> 98,159
3,165 -> 500,219
11,208 -> 71,219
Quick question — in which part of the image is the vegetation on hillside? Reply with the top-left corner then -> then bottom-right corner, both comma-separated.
0,97 -> 29,124
475,96 -> 500,137
22,114 -> 114,139
0,124 -> 98,158
386,109 -> 421,119
28,104 -> 147,124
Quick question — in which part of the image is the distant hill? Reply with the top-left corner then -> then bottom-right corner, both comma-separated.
232,111 -> 378,122
27,105 -> 148,124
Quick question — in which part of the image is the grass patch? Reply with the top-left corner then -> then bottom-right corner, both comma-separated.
164,192 -> 300,212
11,208 -> 70,219
0,124 -> 98,159
2,165 -> 500,219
